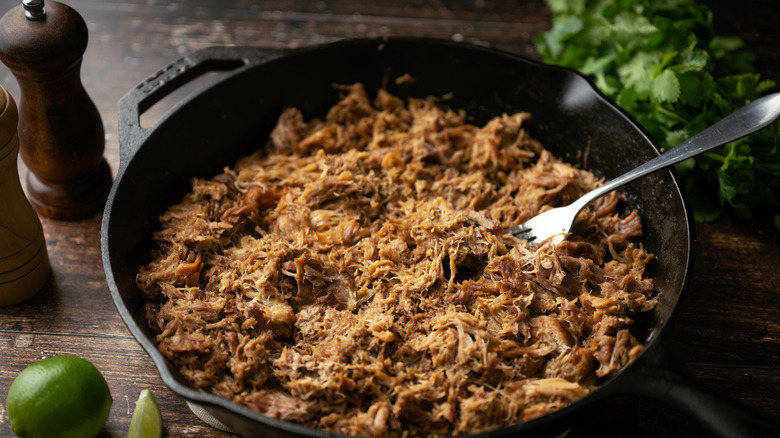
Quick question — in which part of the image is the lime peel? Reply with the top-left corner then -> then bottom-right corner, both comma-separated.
6,355 -> 112,438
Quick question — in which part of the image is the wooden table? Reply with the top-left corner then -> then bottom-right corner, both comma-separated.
1,1 -> 778,437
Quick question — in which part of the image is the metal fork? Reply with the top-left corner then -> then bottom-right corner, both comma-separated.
507,92 -> 780,244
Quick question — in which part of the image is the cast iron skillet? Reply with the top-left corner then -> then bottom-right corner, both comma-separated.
101,38 -> 779,437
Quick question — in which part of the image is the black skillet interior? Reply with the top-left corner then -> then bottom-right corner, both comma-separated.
102,38 -> 693,437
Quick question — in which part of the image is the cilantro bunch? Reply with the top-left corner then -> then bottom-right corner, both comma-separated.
536,0 -> 780,228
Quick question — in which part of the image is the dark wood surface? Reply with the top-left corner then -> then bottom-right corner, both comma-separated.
0,1 -> 778,437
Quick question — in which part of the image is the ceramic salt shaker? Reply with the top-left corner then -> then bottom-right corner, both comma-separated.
0,85 -> 50,305
0,0 -> 112,220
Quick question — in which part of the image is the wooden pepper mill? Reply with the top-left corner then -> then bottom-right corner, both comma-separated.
0,0 -> 112,220
0,84 -> 50,305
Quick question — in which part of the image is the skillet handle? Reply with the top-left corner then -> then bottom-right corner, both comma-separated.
622,329 -> 780,438
116,46 -> 278,170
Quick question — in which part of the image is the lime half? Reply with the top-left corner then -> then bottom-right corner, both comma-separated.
127,389 -> 164,438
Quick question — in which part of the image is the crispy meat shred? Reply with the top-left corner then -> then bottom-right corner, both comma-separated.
137,83 -> 657,436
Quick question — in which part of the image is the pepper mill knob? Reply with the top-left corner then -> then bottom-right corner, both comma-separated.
0,0 -> 112,220
0,85 -> 50,305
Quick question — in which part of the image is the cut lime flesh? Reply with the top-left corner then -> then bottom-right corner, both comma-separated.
127,389 -> 163,438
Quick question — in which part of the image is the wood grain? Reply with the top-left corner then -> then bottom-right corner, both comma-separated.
0,1 -> 778,437
0,85 -> 50,306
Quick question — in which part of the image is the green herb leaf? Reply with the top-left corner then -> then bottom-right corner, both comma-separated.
652,69 -> 681,103
536,0 -> 780,230
538,15 -> 584,59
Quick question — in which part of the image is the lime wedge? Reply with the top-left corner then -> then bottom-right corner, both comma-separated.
127,389 -> 163,438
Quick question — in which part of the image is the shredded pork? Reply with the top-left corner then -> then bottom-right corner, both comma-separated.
137,83 -> 657,436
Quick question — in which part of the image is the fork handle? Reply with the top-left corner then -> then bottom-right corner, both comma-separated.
575,92 -> 780,211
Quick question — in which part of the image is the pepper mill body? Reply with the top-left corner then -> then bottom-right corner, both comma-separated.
0,0 -> 112,220
0,85 -> 50,305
